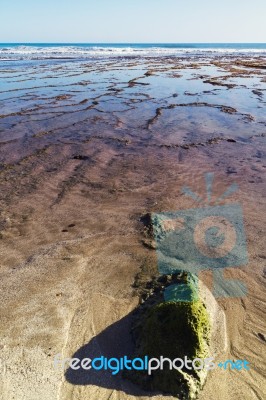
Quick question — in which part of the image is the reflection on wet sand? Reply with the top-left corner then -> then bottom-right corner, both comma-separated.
0,56 -> 265,400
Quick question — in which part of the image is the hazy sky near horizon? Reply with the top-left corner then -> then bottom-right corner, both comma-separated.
1,0 -> 265,43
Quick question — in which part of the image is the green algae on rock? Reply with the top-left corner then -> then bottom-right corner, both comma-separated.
126,278 -> 211,399
140,301 -> 210,361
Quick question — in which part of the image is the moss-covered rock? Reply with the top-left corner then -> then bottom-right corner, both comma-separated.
141,301 -> 210,360
126,285 -> 211,399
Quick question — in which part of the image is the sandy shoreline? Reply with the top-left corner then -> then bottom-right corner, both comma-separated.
0,55 -> 265,399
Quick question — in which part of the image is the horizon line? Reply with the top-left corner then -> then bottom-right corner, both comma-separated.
1,42 -> 266,45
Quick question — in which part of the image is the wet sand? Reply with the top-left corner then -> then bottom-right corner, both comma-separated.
0,55 -> 265,399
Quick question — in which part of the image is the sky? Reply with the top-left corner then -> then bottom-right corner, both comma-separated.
1,0 -> 265,43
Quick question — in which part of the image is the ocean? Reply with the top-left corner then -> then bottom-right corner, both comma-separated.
0,43 -> 266,61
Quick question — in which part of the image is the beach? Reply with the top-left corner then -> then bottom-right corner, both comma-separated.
0,46 -> 265,399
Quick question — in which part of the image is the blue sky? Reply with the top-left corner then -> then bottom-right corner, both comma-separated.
1,0 -> 265,43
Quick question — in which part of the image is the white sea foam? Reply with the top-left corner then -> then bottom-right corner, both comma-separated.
0,45 -> 265,60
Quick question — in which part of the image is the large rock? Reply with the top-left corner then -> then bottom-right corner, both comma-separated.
126,274 -> 212,399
